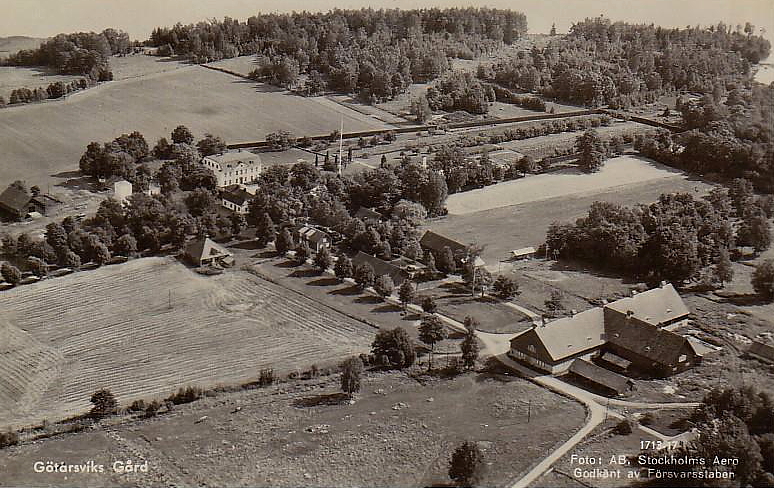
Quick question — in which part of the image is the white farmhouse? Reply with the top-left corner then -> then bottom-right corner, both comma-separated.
201,150 -> 262,188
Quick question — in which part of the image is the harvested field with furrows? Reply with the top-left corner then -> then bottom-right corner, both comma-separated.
0,257 -> 375,428
0,372 -> 586,488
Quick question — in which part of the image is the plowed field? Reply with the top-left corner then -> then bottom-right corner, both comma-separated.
0,257 -> 375,428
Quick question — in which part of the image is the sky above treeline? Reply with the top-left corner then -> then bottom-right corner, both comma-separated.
1,0 -> 772,42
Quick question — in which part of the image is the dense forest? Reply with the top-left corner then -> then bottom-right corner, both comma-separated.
636,83 -> 774,191
546,184 -> 773,286
3,29 -> 130,80
478,17 -> 770,109
146,8 -> 527,102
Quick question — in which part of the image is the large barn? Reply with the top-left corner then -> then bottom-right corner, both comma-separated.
509,283 -> 701,377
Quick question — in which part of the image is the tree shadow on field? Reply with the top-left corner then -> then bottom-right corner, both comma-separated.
549,259 -> 639,285
276,260 -> 298,269
329,285 -> 361,296
51,170 -> 81,179
718,292 -> 770,306
402,312 -> 422,321
355,295 -> 382,305
231,240 -> 261,250
289,269 -> 318,278
308,277 -> 339,286
372,304 -> 401,314
54,176 -> 94,191
293,392 -> 350,408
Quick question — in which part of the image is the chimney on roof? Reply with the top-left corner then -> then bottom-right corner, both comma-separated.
660,280 -> 668,288
631,290 -> 638,296
570,309 -> 577,315
601,298 -> 608,305
540,316 -> 547,327
626,310 -> 634,318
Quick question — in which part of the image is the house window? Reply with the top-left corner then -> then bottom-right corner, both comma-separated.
528,344 -> 536,353
678,354 -> 687,362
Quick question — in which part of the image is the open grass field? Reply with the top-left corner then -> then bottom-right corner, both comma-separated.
0,54 -> 187,101
0,36 -> 44,60
0,257 -> 377,429
428,166 -> 716,266
0,62 -> 391,187
416,286 -> 533,334
445,155 -> 687,216
205,55 -> 258,77
498,120 -> 651,159
0,371 -> 585,487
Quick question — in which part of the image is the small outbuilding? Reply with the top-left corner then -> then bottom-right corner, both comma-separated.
185,237 -> 233,267
295,226 -> 331,253
747,341 -> 774,364
568,359 -> 634,396
511,247 -> 537,260
0,185 -> 32,220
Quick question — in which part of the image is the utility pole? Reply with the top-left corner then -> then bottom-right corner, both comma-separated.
168,290 -> 172,310
338,118 -> 344,176
527,399 -> 531,423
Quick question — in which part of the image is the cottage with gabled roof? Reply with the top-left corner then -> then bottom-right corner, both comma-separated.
0,185 -> 32,220
419,230 -> 486,268
185,237 -> 233,267
295,226 -> 331,253
352,251 -> 409,286
604,308 -> 700,376
201,150 -> 262,188
221,187 -> 252,214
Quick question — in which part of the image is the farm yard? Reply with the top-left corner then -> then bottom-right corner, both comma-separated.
0,60 -> 391,187
0,257 -> 376,429
0,371 -> 586,488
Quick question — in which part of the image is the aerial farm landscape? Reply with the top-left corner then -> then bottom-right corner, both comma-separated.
0,2 -> 773,487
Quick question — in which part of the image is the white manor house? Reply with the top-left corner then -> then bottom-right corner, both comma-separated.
201,150 -> 262,188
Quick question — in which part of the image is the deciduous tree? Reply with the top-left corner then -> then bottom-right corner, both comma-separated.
418,315 -> 446,370
340,356 -> 364,398
449,441 -> 485,486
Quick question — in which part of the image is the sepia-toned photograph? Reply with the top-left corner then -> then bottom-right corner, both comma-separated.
0,1 -> 772,486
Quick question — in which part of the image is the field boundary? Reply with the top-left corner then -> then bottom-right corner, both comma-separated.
243,265 -> 382,332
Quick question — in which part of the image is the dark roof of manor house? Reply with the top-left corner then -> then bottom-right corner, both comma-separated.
222,187 -> 252,206
355,207 -> 383,221
0,186 -> 31,214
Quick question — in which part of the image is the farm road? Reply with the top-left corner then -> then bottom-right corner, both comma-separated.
492,352 -> 700,488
